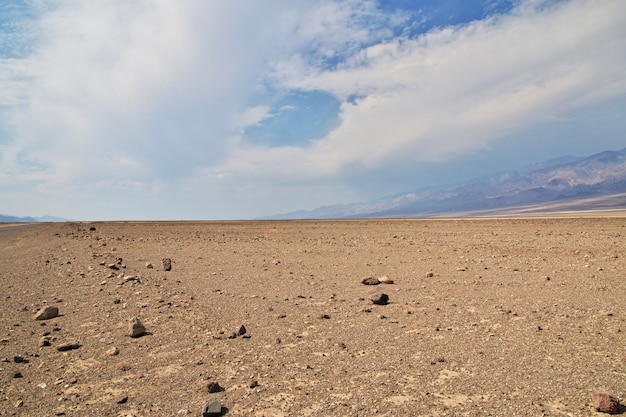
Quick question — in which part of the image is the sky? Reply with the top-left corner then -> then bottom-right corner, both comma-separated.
0,0 -> 625,220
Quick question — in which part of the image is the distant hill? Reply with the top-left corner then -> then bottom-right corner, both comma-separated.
0,214 -> 69,223
265,148 -> 626,219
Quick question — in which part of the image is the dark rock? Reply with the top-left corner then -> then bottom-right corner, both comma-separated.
207,381 -> 224,393
108,263 -> 119,270
202,400 -> 223,416
129,317 -> 146,338
592,388 -> 621,414
13,355 -> 26,363
13,370 -> 22,378
320,314 -> 331,319
162,258 -> 172,271
39,335 -> 52,347
362,277 -> 380,285
115,395 -> 128,404
249,380 -> 259,388
34,306 -> 59,320
56,341 -> 80,351
371,293 -> 389,305
236,325 -> 247,336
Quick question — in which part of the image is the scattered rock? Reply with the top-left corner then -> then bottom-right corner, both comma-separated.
371,293 -> 389,305
202,400 -> 223,416
362,277 -> 380,285
106,346 -> 119,356
115,395 -> 128,404
379,276 -> 394,284
425,271 -> 434,278
34,306 -> 59,321
249,380 -> 259,388
15,399 -> 23,408
207,381 -> 224,393
12,370 -> 23,378
129,317 -> 146,338
320,314 -> 331,319
108,263 -> 119,270
592,388 -> 621,414
40,336 -> 53,347
56,340 -> 80,351
162,258 -> 172,271
146,262 -> 153,269
13,355 -> 26,363
236,324 -> 247,336
228,332 -> 237,339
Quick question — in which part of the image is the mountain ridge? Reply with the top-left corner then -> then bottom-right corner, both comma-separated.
264,148 -> 626,219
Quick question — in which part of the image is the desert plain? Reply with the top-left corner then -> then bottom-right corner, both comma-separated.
0,217 -> 624,416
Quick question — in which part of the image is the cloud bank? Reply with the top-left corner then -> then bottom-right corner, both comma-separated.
1,0 -> 625,219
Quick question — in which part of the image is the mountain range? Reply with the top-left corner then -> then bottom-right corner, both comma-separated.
266,148 -> 626,219
0,215 -> 68,223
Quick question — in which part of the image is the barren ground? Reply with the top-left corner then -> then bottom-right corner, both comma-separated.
0,218 -> 624,416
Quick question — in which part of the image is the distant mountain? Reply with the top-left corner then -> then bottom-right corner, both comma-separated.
0,214 -> 69,223
266,148 -> 626,219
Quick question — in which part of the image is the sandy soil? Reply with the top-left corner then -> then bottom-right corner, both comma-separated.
0,218 -> 624,416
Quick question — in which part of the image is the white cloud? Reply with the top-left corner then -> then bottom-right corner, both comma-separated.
218,0 -> 626,180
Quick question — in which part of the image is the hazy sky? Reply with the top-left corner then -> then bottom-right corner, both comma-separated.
1,0 -> 625,220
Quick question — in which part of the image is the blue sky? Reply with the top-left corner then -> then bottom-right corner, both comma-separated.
1,0 -> 625,220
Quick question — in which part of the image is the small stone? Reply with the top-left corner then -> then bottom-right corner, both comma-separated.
371,293 -> 389,305
162,258 -> 172,271
106,346 -> 119,356
207,381 -> 224,393
15,399 -> 23,408
115,395 -> 128,404
34,306 -> 59,320
592,388 -> 620,414
249,380 -> 259,388
378,276 -> 394,284
228,332 -> 237,339
129,317 -> 146,338
361,277 -> 380,285
108,263 -> 119,270
425,271 -> 434,278
202,400 -> 223,416
56,340 -> 80,351
13,355 -> 25,363
237,324 -> 247,336
145,262 -> 153,269
13,370 -> 23,378
320,314 -> 331,319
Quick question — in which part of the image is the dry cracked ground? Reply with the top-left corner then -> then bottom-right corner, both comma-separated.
0,217 -> 624,417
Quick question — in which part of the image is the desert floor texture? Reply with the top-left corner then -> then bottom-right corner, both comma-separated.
0,217 -> 624,416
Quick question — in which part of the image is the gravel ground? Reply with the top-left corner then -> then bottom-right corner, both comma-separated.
0,218 -> 624,416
